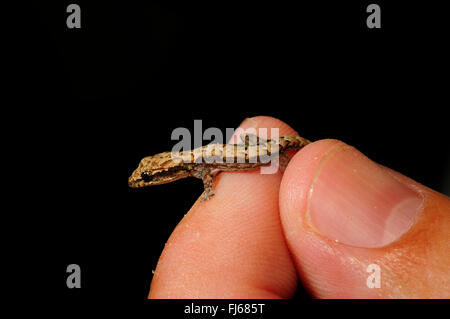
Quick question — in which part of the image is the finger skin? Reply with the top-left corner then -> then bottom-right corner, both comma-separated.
279,139 -> 450,298
149,116 -> 300,298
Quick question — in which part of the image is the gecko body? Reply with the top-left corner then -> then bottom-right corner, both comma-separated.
128,134 -> 310,201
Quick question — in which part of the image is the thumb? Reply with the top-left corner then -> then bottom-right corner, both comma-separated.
279,139 -> 450,298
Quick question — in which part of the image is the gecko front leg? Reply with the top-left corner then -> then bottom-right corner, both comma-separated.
192,166 -> 215,201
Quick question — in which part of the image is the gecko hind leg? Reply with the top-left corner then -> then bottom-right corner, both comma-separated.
279,152 -> 290,171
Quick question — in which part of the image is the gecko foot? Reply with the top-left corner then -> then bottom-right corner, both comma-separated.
200,189 -> 215,202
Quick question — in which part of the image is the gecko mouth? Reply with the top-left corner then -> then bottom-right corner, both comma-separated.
128,167 -> 191,188
127,170 -> 172,188
127,171 -> 148,188
128,178 -> 144,188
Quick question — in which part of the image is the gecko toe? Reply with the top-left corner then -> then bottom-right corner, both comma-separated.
200,190 -> 215,202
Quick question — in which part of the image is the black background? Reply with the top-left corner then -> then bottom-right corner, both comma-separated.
18,0 -> 449,305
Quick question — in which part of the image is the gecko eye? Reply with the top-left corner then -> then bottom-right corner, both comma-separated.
141,172 -> 152,182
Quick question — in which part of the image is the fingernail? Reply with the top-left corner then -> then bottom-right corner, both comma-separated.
307,144 -> 423,248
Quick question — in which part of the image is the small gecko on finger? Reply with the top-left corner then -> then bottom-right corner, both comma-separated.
128,134 -> 310,201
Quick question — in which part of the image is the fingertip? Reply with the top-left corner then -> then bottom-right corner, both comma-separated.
149,116 -> 301,298
279,139 -> 450,298
280,139 -> 343,229
241,116 -> 299,135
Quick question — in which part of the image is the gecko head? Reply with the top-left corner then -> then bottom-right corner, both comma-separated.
128,153 -> 190,188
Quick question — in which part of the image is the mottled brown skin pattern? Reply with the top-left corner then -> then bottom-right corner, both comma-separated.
128,134 -> 310,201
